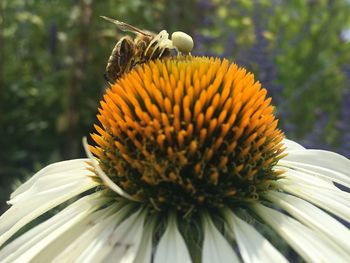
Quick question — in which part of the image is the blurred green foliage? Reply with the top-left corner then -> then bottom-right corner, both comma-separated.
1,0 -> 350,214
270,0 -> 350,137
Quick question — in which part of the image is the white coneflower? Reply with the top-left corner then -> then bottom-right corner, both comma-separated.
0,56 -> 349,262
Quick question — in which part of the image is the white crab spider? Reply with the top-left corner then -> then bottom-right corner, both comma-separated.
146,30 -> 194,57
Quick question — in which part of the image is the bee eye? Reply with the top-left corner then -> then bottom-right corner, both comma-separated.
171,31 -> 194,54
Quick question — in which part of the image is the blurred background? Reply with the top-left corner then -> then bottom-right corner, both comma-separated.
1,0 -> 350,213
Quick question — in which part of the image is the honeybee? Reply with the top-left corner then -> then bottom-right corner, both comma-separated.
101,16 -> 194,84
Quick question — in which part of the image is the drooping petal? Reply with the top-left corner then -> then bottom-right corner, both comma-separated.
51,208 -> 120,262
0,159 -> 99,247
53,203 -> 137,262
154,214 -> 192,263
100,209 -> 147,263
0,192 -> 111,262
133,217 -> 156,263
265,191 -> 350,253
202,214 -> 240,263
279,149 -> 350,189
222,209 -> 288,263
252,203 -> 349,262
34,200 -> 119,262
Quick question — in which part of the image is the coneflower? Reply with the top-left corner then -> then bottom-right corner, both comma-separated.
0,56 -> 349,262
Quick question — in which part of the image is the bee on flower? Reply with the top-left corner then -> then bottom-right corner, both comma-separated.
101,16 -> 194,84
0,18 -> 350,263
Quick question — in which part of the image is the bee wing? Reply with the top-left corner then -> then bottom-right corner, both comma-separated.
101,16 -> 152,37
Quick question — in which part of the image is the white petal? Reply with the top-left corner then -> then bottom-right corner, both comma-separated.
53,203 -> 136,262
202,215 -> 240,263
52,213 -> 117,262
277,167 -> 337,190
0,192 -> 110,262
101,209 -> 147,263
33,202 -> 118,262
154,214 -> 192,263
222,209 -> 288,263
276,179 -> 350,223
279,149 -> 350,188
283,149 -> 350,176
252,203 -> 350,262
133,218 -> 156,263
282,138 -> 305,151
0,159 -> 99,247
265,191 -> 350,253
10,158 -> 93,199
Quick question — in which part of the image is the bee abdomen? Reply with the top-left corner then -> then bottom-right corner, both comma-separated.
105,36 -> 135,84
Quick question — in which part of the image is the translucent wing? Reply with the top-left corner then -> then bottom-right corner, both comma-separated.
101,16 -> 152,37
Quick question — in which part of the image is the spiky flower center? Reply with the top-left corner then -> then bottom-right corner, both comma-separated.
90,56 -> 285,214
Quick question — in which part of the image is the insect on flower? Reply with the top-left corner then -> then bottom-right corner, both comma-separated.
101,16 -> 194,84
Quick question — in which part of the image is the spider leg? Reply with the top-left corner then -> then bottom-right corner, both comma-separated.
145,30 -> 170,58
